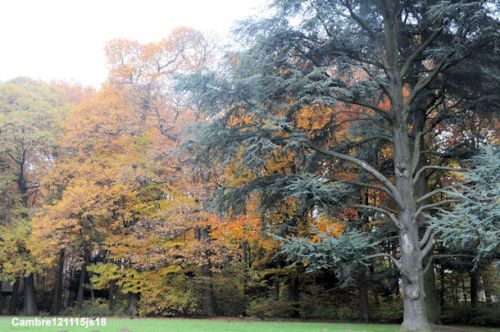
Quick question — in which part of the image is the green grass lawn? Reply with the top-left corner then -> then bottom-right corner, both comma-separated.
1,317 -> 499,332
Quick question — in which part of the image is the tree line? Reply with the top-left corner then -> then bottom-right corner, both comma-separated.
0,1 -> 498,331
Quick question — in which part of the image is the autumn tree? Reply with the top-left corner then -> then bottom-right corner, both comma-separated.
0,78 -> 70,315
31,28 -> 214,316
178,1 -> 499,330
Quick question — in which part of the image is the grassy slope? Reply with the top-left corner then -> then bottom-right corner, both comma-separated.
1,317 -> 499,332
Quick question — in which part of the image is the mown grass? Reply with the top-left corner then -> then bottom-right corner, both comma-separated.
1,317 -> 499,332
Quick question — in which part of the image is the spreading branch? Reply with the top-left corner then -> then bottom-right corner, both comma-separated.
400,28 -> 443,77
337,97 -> 393,123
421,232 -> 436,258
414,199 -> 459,219
343,1 -> 390,72
307,142 -> 404,209
413,165 -> 467,185
407,50 -> 456,106
363,253 -> 410,280
347,204 -> 400,227
423,254 -> 475,274
419,227 -> 433,248
416,187 -> 452,204
332,178 -> 392,196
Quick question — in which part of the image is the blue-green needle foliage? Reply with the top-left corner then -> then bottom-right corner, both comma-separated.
280,230 -> 376,286
429,145 -> 499,266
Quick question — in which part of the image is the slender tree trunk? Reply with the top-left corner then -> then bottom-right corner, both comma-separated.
90,281 -> 95,305
273,279 -> 280,301
369,265 -> 380,307
359,266 -> 370,322
462,277 -> 467,304
109,283 -> 116,314
241,240 -> 249,315
482,274 -> 492,307
22,274 -> 38,315
50,249 -> 65,315
111,283 -> 118,314
451,275 -> 457,308
76,248 -> 90,309
198,227 -> 215,316
285,271 -> 300,318
439,265 -> 445,312
9,277 -> 20,314
128,293 -> 139,318
0,281 -> 4,315
76,269 -> 86,310
470,271 -> 478,308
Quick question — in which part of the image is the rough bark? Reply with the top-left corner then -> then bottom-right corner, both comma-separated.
50,249 -> 65,315
411,110 -> 440,325
22,274 -> 38,315
392,86 -> 429,331
383,4 -> 431,325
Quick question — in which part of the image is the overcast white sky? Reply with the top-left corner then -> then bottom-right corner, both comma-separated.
0,0 -> 266,87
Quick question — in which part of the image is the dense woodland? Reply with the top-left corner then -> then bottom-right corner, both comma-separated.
0,1 -> 499,331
